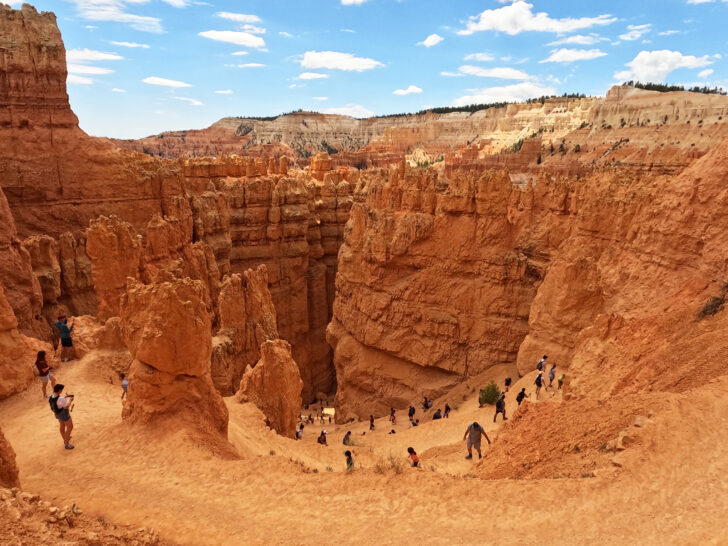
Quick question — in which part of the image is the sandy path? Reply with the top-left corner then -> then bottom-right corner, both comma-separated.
2,352 -> 727,545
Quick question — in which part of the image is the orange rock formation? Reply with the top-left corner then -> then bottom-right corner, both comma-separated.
0,427 -> 20,489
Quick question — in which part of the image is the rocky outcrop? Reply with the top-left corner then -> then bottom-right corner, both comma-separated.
236,339 -> 303,438
0,426 -> 20,489
119,278 -> 228,436
211,266 -> 278,394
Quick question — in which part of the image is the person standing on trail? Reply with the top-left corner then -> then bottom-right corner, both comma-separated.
296,424 -> 304,440
49,383 -> 74,450
516,388 -> 529,406
369,414 -> 375,430
343,431 -> 352,446
537,355 -> 547,372
548,365 -> 556,388
504,377 -> 512,392
34,351 -> 55,397
54,315 -> 76,362
343,450 -> 354,471
535,372 -> 544,399
444,403 -> 451,418
119,372 -> 129,400
389,408 -> 396,424
317,430 -> 328,446
558,373 -> 565,390
493,393 -> 507,422
408,405 -> 416,421
463,422 -> 490,460
407,447 -> 420,468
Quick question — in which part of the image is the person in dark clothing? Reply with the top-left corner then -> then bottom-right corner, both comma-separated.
407,447 -> 419,468
516,388 -> 528,405
343,431 -> 352,446
504,377 -> 512,392
535,372 -> 544,399
432,408 -> 442,420
344,450 -> 354,471
54,316 -> 76,362
443,403 -> 451,418
34,350 -> 55,397
389,408 -> 396,425
317,430 -> 328,446
494,393 -> 507,422
408,405 -> 416,420
536,355 -> 548,372
369,414 -> 375,430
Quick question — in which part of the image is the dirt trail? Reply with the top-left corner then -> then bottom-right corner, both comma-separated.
2,351 -> 727,545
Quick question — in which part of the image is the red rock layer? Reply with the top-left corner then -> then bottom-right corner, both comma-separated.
0,426 -> 20,489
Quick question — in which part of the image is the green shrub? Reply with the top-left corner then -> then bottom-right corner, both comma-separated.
479,381 -> 501,406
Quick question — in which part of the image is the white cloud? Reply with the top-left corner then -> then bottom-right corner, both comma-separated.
658,30 -> 681,36
441,71 -> 464,77
614,50 -> 713,81
215,89 -> 234,94
199,30 -> 266,49
172,97 -> 204,106
297,72 -> 329,80
457,65 -> 533,80
67,74 -> 93,85
279,31 -> 293,38
540,48 -> 607,63
548,33 -> 605,45
459,1 -> 616,35
110,41 -> 150,48
67,63 -> 114,74
65,0 -> 163,33
66,48 -> 123,62
142,76 -> 192,88
313,96 -> 328,100
161,0 -> 190,7
464,53 -> 494,62
393,85 -> 423,95
216,12 -> 261,23
452,82 -> 556,106
698,68 -> 714,78
238,63 -> 265,68
322,103 -> 374,117
112,88 -> 125,92
232,51 -> 249,56
418,33 -> 443,47
341,0 -> 369,4
619,24 -> 651,41
85,25 -> 97,29
300,51 -> 384,71
340,28 -> 356,33
242,24 -> 266,35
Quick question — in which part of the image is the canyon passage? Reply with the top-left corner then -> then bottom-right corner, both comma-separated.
1,4 -> 728,545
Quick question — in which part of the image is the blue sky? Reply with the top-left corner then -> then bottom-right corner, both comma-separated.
12,0 -> 728,138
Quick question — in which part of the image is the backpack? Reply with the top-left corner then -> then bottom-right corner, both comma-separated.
49,395 -> 61,416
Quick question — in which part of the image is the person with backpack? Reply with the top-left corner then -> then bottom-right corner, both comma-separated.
317,430 -> 328,446
432,408 -> 442,420
49,383 -> 74,450
463,422 -> 491,460
407,447 -> 419,468
516,388 -> 529,406
535,372 -> 544,399
493,393 -> 507,422
536,355 -> 547,372
504,377 -> 512,392
34,351 -> 55,397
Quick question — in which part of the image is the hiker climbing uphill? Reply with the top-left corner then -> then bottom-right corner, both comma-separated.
494,393 -> 507,422
49,383 -> 74,450
464,421 -> 490,460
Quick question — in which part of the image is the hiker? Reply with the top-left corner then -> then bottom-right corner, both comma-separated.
548,364 -> 556,388
410,419 -> 420,427
296,424 -> 304,440
443,403 -> 451,418
536,355 -> 547,372
34,351 -> 55,397
463,421 -> 490,460
119,372 -> 129,400
307,413 -> 314,424
408,405 -> 416,420
494,393 -> 507,422
535,372 -> 544,398
422,396 -> 431,410
54,315 -> 76,362
558,373 -> 566,390
369,414 -> 375,430
49,383 -> 74,450
343,450 -> 354,471
343,431 -> 352,446
317,430 -> 328,446
388,429 -> 396,435
516,387 -> 529,406
504,377 -> 512,392
407,447 -> 419,468
432,408 -> 442,420
389,407 -> 396,424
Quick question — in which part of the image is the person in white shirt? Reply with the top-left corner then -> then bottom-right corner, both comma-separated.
49,383 -> 74,450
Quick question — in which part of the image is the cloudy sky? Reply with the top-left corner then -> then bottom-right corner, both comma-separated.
13,0 -> 728,138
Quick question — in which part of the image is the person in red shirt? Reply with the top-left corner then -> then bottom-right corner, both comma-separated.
35,351 -> 55,397
407,447 -> 419,467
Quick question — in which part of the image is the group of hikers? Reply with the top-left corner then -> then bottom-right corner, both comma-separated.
35,315 -> 131,451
